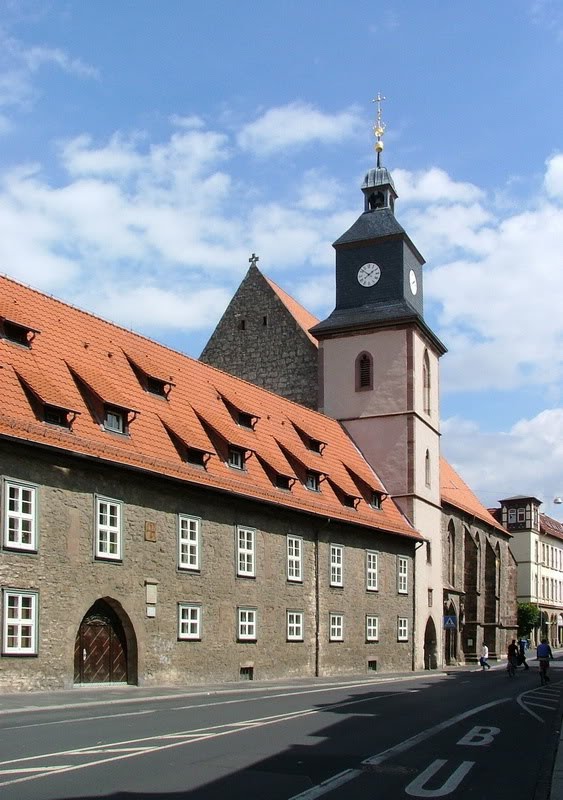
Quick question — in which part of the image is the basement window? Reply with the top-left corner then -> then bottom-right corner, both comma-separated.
239,666 -> 254,681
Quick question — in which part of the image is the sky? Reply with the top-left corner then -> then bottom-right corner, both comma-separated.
1,0 -> 563,519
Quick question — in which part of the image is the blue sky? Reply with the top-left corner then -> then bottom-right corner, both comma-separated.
1,0 -> 563,518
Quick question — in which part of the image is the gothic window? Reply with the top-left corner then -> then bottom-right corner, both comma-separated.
425,450 -> 431,488
423,350 -> 431,415
476,534 -> 482,588
447,520 -> 455,585
355,351 -> 373,392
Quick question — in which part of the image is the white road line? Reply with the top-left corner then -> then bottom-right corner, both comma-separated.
288,698 -> 510,800
526,701 -> 558,710
0,766 -> 71,775
0,709 -> 155,732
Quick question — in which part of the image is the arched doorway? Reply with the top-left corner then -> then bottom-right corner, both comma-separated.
424,617 -> 438,669
74,599 -> 134,684
444,602 -> 458,665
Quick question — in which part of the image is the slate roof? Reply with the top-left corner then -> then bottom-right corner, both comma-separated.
261,274 -> 503,534
0,274 -> 417,540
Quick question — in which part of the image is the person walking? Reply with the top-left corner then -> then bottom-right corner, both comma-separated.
480,642 -> 491,670
518,638 -> 530,670
507,639 -> 519,677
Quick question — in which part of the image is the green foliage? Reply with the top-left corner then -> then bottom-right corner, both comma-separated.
517,603 -> 540,636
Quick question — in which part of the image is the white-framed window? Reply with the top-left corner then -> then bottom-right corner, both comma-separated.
517,508 -> 525,523
2,590 -> 38,655
238,607 -> 257,640
104,407 -> 125,434
287,610 -> 304,641
95,497 -> 122,560
228,448 -> 244,470
3,480 -> 37,551
330,544 -> 343,587
366,550 -> 378,591
178,514 -> 200,571
236,526 -> 255,577
398,617 -> 409,641
366,615 -> 379,642
397,556 -> 408,594
287,535 -> 303,582
508,508 -> 516,524
329,612 -> 343,641
178,603 -> 201,640
305,471 -> 320,492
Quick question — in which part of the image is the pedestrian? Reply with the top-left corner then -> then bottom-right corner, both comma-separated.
507,639 -> 519,676
537,638 -> 554,685
518,638 -> 529,670
479,642 -> 491,670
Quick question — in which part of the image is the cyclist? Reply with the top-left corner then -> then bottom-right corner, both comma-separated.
537,638 -> 554,685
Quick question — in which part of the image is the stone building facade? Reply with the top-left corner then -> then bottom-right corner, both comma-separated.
0,274 -> 418,691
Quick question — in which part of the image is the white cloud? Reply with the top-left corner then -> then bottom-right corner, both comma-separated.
237,102 -> 362,156
442,409 -> 563,522
544,153 -> 563,199
394,167 -> 482,204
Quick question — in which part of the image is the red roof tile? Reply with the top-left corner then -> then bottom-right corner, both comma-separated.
0,274 -> 419,540
265,276 -> 320,345
540,514 -> 563,542
440,457 -> 507,533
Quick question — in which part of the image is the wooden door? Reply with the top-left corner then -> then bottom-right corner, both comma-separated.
74,601 -> 128,684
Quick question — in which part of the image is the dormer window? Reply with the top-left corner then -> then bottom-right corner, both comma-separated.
371,492 -> 382,510
305,471 -> 320,492
343,495 -> 356,508
104,407 -> 126,434
238,412 -> 254,429
228,447 -> 245,470
146,376 -> 167,397
44,406 -> 70,428
276,474 -> 291,490
186,448 -> 207,467
2,319 -> 39,348
308,438 -> 323,453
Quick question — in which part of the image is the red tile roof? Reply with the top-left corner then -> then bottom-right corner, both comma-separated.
0,275 -> 418,540
265,276 -> 320,345
541,514 -> 563,542
440,457 -> 507,533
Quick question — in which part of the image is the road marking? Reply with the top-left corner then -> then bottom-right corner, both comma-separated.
404,759 -> 474,797
517,681 -> 562,722
289,698 -> 509,800
0,708 -> 156,731
0,690 -> 397,789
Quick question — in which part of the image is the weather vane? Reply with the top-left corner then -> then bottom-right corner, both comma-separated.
372,92 -> 386,168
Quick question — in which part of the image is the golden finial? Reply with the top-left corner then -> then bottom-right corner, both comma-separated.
372,92 -> 386,167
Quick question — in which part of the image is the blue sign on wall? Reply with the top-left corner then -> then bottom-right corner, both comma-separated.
443,615 -> 457,629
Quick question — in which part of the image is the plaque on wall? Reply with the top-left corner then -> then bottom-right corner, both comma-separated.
145,521 -> 157,542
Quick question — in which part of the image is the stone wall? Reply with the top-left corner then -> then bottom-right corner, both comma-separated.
200,266 -> 319,409
0,441 -> 415,691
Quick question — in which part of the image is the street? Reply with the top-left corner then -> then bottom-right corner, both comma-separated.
0,660 -> 561,800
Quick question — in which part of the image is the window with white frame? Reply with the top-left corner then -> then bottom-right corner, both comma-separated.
237,526 -> 255,576
508,508 -> 516,524
178,603 -> 201,640
2,590 -> 38,654
178,515 -> 200,570
104,407 -> 126,434
95,497 -> 122,560
287,535 -> 303,582
238,607 -> 256,640
366,550 -> 378,591
366,615 -> 379,642
228,447 -> 244,470
4,480 -> 37,551
329,612 -> 343,641
397,556 -> 408,594
330,544 -> 343,587
397,617 -> 409,641
287,610 -> 304,641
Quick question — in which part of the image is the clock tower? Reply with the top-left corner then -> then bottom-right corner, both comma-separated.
311,97 -> 447,670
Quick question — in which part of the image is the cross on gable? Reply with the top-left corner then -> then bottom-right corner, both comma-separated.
249,253 -> 259,267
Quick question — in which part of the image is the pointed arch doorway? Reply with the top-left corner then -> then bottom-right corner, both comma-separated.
74,599 -> 135,684
424,617 -> 438,669
444,602 -> 458,665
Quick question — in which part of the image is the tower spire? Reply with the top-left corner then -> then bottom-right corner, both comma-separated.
372,92 -> 386,168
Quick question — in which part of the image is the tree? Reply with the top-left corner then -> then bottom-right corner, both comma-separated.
517,603 -> 540,637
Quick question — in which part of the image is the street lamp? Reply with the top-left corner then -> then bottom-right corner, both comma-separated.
554,497 -> 563,505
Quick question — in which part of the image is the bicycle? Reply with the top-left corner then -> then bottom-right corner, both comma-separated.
539,657 -> 551,685
507,658 -> 516,677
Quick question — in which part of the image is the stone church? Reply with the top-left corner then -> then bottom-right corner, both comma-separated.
201,149 -> 517,669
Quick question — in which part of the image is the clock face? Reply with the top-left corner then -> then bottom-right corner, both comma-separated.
357,263 -> 381,287
409,269 -> 418,295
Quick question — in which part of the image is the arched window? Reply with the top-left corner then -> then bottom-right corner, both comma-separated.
475,534 -> 482,588
425,449 -> 431,487
447,520 -> 455,585
355,351 -> 373,391
423,350 -> 431,415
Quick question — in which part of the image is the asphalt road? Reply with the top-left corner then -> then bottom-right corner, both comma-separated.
0,661 -> 561,800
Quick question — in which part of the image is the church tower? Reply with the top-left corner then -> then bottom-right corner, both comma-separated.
311,97 -> 447,669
